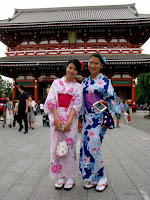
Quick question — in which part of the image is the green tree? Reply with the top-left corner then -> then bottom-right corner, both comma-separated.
0,75 -> 12,98
136,73 -> 150,105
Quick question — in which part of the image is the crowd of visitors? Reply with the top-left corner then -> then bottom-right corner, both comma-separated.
0,85 -> 44,133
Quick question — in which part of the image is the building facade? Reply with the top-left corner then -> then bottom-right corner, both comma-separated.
0,4 -> 150,110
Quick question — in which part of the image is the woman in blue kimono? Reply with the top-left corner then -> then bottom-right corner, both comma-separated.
78,53 -> 117,192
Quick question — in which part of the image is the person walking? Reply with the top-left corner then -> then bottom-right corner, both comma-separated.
6,96 -> 13,128
78,53 -> 117,192
115,97 -> 125,127
123,100 -> 130,124
13,98 -> 18,127
40,102 -> 44,115
28,95 -> 36,129
15,85 -> 29,134
0,93 -> 7,127
44,59 -> 83,190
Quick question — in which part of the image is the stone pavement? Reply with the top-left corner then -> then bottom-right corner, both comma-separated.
0,112 -> 150,200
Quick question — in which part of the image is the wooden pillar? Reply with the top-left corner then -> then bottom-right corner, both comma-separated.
132,76 -> 136,112
12,78 -> 16,101
34,78 -> 38,104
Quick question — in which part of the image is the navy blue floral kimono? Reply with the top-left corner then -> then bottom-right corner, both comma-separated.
79,73 -> 117,182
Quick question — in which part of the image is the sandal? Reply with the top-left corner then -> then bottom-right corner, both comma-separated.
64,178 -> 75,191
96,182 -> 108,192
55,179 -> 65,190
84,181 -> 98,189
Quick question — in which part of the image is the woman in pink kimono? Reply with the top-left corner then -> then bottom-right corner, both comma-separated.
44,60 -> 83,190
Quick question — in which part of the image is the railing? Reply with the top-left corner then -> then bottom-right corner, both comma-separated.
6,48 -> 142,57
7,42 -> 140,52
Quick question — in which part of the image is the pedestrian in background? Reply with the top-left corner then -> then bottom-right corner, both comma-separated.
115,97 -> 125,127
28,95 -> 36,129
123,100 -> 130,124
110,110 -> 116,127
15,85 -> 29,134
40,102 -> 44,115
13,98 -> 18,127
0,93 -> 7,127
35,103 -> 39,113
6,96 -> 13,128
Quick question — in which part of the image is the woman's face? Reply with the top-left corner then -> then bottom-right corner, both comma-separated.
6,97 -> 9,101
29,96 -> 32,101
88,56 -> 103,77
66,63 -> 78,80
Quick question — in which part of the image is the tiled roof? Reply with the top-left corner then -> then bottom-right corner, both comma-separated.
0,4 -> 150,25
0,54 -> 150,63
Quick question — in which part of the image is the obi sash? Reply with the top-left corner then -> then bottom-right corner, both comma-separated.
84,93 -> 103,108
58,94 -> 72,108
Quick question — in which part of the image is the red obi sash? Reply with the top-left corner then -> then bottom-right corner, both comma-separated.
58,94 -> 72,108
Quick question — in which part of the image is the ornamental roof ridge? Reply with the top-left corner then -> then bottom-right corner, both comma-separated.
0,3 -> 150,25
127,5 -> 138,16
14,3 -> 136,13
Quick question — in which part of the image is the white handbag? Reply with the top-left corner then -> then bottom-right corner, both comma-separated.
56,140 -> 68,157
56,125 -> 68,157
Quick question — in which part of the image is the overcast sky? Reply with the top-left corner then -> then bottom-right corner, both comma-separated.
0,0 -> 150,80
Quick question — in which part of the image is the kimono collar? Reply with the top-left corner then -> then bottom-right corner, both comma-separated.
63,76 -> 77,84
89,73 -> 104,82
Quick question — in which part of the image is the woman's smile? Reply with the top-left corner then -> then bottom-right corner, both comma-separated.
66,63 -> 78,82
88,56 -> 103,79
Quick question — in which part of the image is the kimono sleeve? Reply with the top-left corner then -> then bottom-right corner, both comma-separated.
44,80 -> 57,114
71,84 -> 83,118
103,80 -> 118,114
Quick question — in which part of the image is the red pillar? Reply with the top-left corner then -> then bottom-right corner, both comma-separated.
12,78 -> 16,101
34,78 -> 38,104
132,77 -> 136,111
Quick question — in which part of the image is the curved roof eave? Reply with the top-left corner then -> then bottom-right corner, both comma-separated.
0,18 -> 150,27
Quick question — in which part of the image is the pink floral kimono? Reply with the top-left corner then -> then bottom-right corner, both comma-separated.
44,77 -> 83,179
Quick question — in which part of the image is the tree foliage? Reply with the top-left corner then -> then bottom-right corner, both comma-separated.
136,73 -> 150,105
0,76 -> 12,99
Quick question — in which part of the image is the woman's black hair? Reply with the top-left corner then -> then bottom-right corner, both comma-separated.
67,59 -> 81,72
19,85 -> 25,91
6,96 -> 11,101
29,95 -> 33,99
89,53 -> 106,66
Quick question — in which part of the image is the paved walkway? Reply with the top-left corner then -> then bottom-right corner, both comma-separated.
127,110 -> 150,133
0,112 -> 150,200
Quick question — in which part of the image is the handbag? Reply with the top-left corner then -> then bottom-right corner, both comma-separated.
56,140 -> 68,157
56,131 -> 68,157
34,111 -> 37,115
101,109 -> 114,129
0,105 -> 4,115
127,114 -> 131,121
0,108 -> 3,116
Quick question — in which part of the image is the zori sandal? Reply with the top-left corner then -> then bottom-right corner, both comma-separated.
64,178 -> 75,191
55,178 -> 65,190
84,181 -> 98,189
96,182 -> 108,192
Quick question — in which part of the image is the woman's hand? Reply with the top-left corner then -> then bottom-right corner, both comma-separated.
97,100 -> 108,107
78,118 -> 82,134
55,119 -> 62,131
64,121 -> 71,132
9,111 -> 11,114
